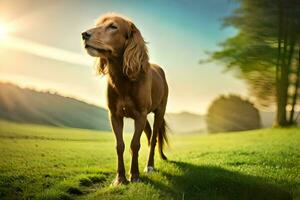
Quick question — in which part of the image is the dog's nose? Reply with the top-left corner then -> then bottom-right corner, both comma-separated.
82,31 -> 91,40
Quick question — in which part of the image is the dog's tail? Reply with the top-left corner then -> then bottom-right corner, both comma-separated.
158,118 -> 168,160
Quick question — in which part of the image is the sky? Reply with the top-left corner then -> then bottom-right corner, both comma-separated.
0,0 -> 248,114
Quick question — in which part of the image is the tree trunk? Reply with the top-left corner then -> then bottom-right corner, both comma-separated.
289,47 -> 300,124
275,0 -> 283,126
276,4 -> 289,126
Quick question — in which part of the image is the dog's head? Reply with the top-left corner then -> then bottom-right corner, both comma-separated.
82,13 -> 149,80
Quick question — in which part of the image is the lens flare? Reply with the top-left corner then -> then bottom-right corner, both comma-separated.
0,22 -> 9,40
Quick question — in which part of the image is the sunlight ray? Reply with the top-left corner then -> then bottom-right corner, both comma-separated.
0,35 -> 92,66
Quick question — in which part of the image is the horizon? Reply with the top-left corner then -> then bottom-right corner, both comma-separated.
0,81 -> 275,116
0,0 -> 248,114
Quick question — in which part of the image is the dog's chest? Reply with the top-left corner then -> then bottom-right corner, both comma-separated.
116,96 -> 138,118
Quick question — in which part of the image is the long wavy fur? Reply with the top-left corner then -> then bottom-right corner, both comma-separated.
123,23 -> 149,81
158,118 -> 168,160
95,57 -> 108,75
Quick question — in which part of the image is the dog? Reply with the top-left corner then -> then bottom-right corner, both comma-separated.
82,13 -> 168,185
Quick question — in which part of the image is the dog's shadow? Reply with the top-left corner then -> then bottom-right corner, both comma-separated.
142,161 -> 292,200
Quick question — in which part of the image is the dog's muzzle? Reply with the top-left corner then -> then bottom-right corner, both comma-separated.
82,31 -> 91,40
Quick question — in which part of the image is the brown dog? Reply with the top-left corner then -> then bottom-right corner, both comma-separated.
82,13 -> 168,185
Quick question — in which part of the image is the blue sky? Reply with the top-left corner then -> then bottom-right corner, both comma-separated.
0,0 -> 247,114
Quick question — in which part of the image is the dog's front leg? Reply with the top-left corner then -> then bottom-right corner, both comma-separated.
129,113 -> 147,182
110,114 -> 128,186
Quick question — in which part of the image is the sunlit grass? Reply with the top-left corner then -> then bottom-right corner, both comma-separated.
0,120 -> 299,199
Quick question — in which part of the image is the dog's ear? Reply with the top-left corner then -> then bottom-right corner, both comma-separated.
123,22 -> 149,81
96,57 -> 108,75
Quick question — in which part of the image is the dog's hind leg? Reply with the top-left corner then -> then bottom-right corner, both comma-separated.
145,107 -> 166,173
144,120 -> 152,146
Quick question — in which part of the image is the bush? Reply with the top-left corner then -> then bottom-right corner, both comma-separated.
206,95 -> 261,133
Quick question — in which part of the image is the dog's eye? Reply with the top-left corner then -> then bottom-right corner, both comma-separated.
108,23 -> 118,30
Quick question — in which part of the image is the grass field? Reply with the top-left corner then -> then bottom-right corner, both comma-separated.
0,120 -> 299,200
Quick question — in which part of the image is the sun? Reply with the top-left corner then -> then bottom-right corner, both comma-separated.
0,22 -> 8,40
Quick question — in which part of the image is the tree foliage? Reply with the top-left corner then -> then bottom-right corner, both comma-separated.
206,95 -> 261,133
211,0 -> 300,126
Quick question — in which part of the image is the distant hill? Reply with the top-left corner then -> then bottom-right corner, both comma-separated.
165,111 -> 287,133
123,112 -> 206,134
165,112 -> 206,133
1,82 -> 290,133
0,82 -> 111,131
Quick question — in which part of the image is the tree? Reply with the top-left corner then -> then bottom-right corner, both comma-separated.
210,0 -> 300,126
206,95 -> 261,133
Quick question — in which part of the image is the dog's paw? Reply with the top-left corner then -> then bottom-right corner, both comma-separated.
129,173 -> 141,182
144,166 -> 155,173
111,176 -> 129,186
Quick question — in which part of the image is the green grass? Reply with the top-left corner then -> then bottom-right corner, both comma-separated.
0,120 -> 299,200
